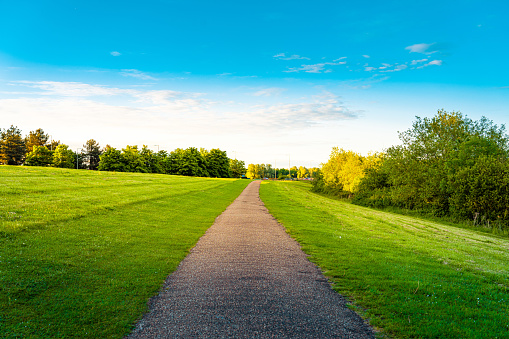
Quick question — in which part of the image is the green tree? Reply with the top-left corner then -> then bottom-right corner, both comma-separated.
98,146 -> 125,172
202,148 -> 231,178
0,125 -> 26,165
25,128 -> 50,153
169,147 -> 209,177
25,145 -> 53,167
122,145 -> 148,173
81,139 -> 103,170
230,158 -> 246,178
52,144 -> 75,168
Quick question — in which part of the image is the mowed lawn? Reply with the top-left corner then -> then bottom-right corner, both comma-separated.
0,166 -> 249,338
260,181 -> 509,339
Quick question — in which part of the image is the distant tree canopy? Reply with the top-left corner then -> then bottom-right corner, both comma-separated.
314,110 -> 509,228
0,126 -> 26,165
1,125 -> 246,179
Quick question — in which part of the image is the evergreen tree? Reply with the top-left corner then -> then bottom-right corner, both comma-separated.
81,139 -> 102,170
0,125 -> 26,165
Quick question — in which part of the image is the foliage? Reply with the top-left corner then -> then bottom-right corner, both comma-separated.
261,181 -> 509,339
25,128 -> 50,153
168,147 -> 209,177
0,125 -> 26,165
24,145 -> 53,167
316,147 -> 382,195
81,139 -> 102,170
0,166 -> 249,338
230,158 -> 246,178
52,144 -> 75,168
246,163 -> 261,179
202,148 -> 231,178
98,146 -> 125,172
354,110 -> 509,227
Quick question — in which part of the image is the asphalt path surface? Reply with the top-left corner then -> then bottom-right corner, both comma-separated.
127,181 -> 375,338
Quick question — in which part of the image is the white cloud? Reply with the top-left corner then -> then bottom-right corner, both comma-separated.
405,43 -> 436,54
427,60 -> 443,66
273,53 -> 310,60
246,91 -> 359,129
120,69 -> 158,81
381,64 -> 408,73
416,60 -> 443,69
362,55 -> 370,58
253,87 -> 286,97
284,60 -> 347,74
12,81 -> 134,97
110,51 -> 121,56
411,59 -> 428,65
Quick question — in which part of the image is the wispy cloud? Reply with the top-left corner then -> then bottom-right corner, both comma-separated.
11,81 -> 206,111
247,91 -> 359,128
120,69 -> 158,81
416,60 -> 443,69
110,51 -> 121,56
405,43 -> 438,54
253,87 -> 286,97
284,59 -> 347,74
273,53 -> 310,60
362,55 -> 370,58
13,81 -> 133,97
411,59 -> 428,65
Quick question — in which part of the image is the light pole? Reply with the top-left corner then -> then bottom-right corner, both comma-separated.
154,145 -> 159,152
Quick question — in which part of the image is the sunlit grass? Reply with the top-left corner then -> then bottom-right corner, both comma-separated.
0,166 -> 249,338
260,181 -> 509,338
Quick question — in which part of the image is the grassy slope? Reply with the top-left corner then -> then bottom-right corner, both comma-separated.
260,181 -> 509,339
0,166 -> 249,338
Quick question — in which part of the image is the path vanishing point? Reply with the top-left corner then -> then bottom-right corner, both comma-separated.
127,181 -> 375,338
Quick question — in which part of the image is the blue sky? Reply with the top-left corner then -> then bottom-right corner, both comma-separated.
1,0 -> 508,168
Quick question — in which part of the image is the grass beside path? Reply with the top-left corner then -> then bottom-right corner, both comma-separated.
0,166 -> 249,338
260,181 -> 509,339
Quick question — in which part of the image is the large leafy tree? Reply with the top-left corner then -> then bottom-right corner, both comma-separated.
52,144 -> 75,168
169,147 -> 209,177
0,125 -> 26,165
81,139 -> 102,170
202,148 -> 231,178
230,159 -> 246,178
25,145 -> 53,167
25,128 -> 50,153
121,145 -> 148,173
98,146 -> 125,172
355,110 -> 509,222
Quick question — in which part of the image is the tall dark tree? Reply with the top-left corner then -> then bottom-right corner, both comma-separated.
81,139 -> 102,170
202,148 -> 231,178
0,125 -> 26,165
25,128 -> 50,153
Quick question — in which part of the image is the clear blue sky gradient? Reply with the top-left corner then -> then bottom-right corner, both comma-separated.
1,1 -> 508,167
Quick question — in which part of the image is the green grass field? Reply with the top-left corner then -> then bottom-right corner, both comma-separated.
260,181 -> 509,339
0,166 -> 249,338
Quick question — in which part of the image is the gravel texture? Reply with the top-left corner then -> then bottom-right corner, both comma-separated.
127,181 -> 375,338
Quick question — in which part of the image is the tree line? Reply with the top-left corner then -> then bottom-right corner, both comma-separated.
313,110 -> 509,230
0,126 -> 247,178
245,163 -> 319,180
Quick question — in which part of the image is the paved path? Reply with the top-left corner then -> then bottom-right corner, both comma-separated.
127,181 -> 375,338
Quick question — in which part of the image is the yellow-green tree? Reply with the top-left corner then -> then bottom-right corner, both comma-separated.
297,166 -> 309,179
321,148 -> 382,193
